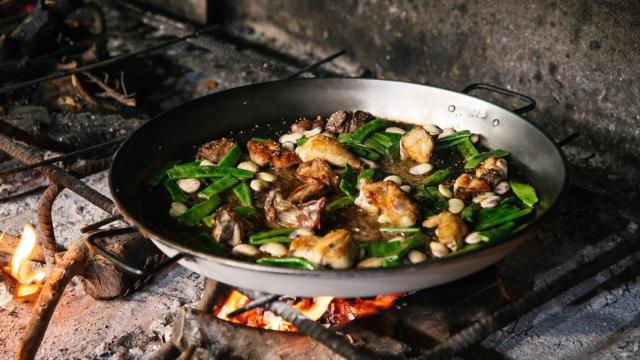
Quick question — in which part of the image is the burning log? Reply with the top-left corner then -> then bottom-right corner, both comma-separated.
0,232 -> 45,263
166,307 -> 410,359
81,231 -> 165,299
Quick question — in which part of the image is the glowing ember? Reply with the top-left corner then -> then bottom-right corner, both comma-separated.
3,224 -> 47,298
213,290 -> 401,332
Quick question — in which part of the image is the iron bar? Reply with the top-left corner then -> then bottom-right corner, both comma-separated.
240,288 -> 374,360
0,133 -> 116,214
0,25 -> 220,95
416,228 -> 640,359
283,50 -> 347,80
37,183 -> 64,266
80,214 -> 123,234
0,138 -> 123,177
226,293 -> 280,318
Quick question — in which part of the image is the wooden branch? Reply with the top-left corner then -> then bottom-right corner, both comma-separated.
0,232 -> 45,263
194,278 -> 229,313
16,240 -> 89,360
82,71 -> 136,107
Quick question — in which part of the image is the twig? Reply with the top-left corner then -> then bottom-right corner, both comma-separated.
70,73 -> 99,106
16,240 -> 90,360
81,72 -> 136,107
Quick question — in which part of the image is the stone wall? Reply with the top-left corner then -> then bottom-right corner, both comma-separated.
224,0 -> 640,170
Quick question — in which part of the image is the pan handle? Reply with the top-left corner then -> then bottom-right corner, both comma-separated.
462,83 -> 536,115
85,227 -> 186,277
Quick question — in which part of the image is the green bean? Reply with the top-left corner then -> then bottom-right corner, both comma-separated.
437,130 -> 472,149
249,236 -> 292,245
447,242 -> 484,257
217,143 -> 241,167
463,150 -> 510,169
162,178 -> 188,203
197,176 -> 239,200
456,138 -> 479,160
339,163 -> 358,197
232,182 -> 252,207
167,164 -> 254,180
361,232 -> 426,258
438,130 -> 471,143
379,227 -> 421,233
296,137 -> 308,146
422,169 -> 451,186
249,227 -> 295,242
510,180 -> 539,207
234,206 -> 258,218
181,232 -> 230,255
340,119 -> 388,144
202,213 -> 214,227
475,204 -> 532,230
477,221 -> 516,242
363,137 -> 387,154
178,195 -> 222,226
252,137 -> 268,142
460,204 -> 476,223
385,141 -> 401,161
344,143 -> 382,161
326,196 -> 355,212
357,168 -> 375,187
370,132 -> 401,148
145,160 -> 180,186
413,186 -> 448,213
256,257 -> 317,270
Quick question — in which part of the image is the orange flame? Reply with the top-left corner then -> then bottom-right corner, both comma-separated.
213,290 -> 401,331
5,224 -> 47,298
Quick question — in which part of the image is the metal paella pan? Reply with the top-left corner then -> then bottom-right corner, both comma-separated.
95,78 -> 568,297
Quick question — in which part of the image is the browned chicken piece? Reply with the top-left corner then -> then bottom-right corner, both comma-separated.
400,126 -> 435,163
295,159 -> 339,187
453,174 -> 491,200
246,139 -> 301,168
295,134 -> 361,169
354,180 -> 419,227
325,110 -> 373,133
196,138 -> 235,163
291,116 -> 325,134
287,182 -> 327,203
211,207 -> 244,247
289,229 -> 359,269
475,156 -> 508,187
264,189 -> 326,229
422,211 -> 469,251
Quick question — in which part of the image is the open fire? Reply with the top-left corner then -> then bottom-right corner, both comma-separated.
213,290 -> 401,331
2,224 -> 47,299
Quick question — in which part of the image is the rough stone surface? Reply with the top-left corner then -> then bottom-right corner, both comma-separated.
225,0 -> 640,174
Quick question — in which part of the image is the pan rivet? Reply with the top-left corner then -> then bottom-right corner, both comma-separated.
492,119 -> 500,127
448,105 -> 455,112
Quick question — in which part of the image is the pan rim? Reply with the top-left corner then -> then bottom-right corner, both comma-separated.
109,77 -> 569,278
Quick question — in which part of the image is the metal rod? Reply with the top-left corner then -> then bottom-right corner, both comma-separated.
0,133 -> 116,214
240,288 -> 374,360
226,293 -> 280,318
0,25 -> 220,95
283,50 -> 347,80
80,214 -> 124,234
0,138 -> 124,177
416,229 -> 640,359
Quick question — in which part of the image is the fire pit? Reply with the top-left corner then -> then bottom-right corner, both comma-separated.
1,1 -> 639,359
